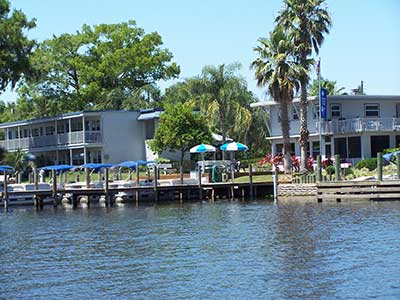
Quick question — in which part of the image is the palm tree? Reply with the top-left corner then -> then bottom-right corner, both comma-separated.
251,27 -> 302,173
276,0 -> 331,171
198,63 -> 253,143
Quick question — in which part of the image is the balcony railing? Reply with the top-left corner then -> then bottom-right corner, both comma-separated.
0,131 -> 102,151
316,117 -> 400,135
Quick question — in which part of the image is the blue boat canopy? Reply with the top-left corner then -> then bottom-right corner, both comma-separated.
0,165 -> 14,172
40,165 -> 75,172
115,161 -> 138,169
79,163 -> 114,171
383,150 -> 400,162
136,160 -> 156,166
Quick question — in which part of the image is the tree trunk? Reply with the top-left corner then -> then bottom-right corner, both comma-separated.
279,99 -> 291,173
299,77 -> 309,172
180,150 -> 184,184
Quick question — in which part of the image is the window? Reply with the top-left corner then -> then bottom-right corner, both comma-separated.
92,120 -> 100,131
276,143 -> 295,155
292,105 -> 298,120
348,137 -> 361,158
57,124 -> 65,134
365,104 -> 379,117
334,137 -> 347,158
32,128 -> 40,137
330,103 -> 341,117
71,120 -> 83,132
313,103 -> 320,119
45,126 -> 55,135
312,141 -> 320,158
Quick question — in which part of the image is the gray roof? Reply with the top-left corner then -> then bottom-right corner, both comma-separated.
137,110 -> 163,121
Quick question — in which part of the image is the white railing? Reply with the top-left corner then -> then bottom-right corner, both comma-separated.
317,118 -> 400,135
0,131 -> 102,151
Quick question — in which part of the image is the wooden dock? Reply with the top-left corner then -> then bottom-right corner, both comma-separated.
317,180 -> 400,201
1,181 -> 273,208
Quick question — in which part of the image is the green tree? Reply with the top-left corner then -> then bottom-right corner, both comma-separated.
252,27 -> 302,172
2,149 -> 27,182
17,20 -> 179,117
196,64 -> 253,143
276,0 -> 331,170
0,0 -> 36,93
308,77 -> 345,96
150,102 -> 211,183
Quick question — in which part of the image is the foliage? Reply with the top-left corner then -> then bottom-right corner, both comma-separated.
161,64 -> 267,155
355,158 -> 377,171
0,0 -> 36,93
276,0 -> 331,171
383,147 -> 400,154
0,146 -> 6,163
150,102 -> 211,181
252,27 -> 304,172
308,78 -> 345,96
321,157 -> 334,168
8,20 -> 179,120
325,165 -> 335,175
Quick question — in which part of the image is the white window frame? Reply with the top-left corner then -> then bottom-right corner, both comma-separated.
364,103 -> 380,117
330,103 -> 342,118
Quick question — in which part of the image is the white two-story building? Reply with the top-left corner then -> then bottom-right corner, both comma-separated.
0,109 -> 163,165
252,95 -> 400,164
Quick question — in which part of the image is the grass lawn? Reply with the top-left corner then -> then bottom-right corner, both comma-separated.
234,174 -> 292,183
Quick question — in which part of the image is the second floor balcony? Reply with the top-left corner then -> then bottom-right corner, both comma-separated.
0,131 -> 102,151
317,117 -> 400,135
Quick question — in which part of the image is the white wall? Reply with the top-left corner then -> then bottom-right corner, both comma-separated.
101,111 -> 146,163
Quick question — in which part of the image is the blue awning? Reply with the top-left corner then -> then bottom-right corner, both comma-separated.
136,160 -> 155,166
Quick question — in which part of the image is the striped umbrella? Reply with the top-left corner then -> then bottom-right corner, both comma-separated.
190,144 -> 216,153
220,142 -> 248,152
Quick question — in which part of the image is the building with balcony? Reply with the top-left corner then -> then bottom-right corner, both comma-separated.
251,95 -> 400,164
0,110 -> 157,165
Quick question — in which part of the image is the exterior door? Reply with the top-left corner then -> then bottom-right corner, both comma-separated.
370,135 -> 390,157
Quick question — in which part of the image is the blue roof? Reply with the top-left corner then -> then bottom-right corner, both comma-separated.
136,160 -> 156,166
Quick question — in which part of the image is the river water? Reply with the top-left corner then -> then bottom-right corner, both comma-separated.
1,200 -> 400,300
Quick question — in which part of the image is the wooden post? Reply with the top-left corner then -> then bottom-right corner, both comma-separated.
396,153 -> 400,180
33,167 -> 38,191
154,165 -> 158,202
334,154 -> 341,181
3,171 -> 8,210
316,155 -> 322,182
85,168 -> 90,189
136,167 -> 140,206
105,168 -> 110,207
52,169 -> 58,207
273,169 -> 278,203
249,163 -> 254,200
198,167 -> 203,200
377,152 -> 383,181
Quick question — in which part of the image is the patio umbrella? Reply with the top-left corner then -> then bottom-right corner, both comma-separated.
190,144 -> 216,153
220,142 -> 248,152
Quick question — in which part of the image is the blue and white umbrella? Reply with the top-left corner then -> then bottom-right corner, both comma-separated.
190,144 -> 216,153
220,142 -> 248,152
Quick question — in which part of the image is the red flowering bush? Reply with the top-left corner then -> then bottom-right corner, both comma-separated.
307,156 -> 314,171
322,157 -> 334,169
291,155 -> 300,172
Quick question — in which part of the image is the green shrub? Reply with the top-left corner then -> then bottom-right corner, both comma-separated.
355,158 -> 377,171
344,167 -> 354,176
383,147 -> 400,154
325,165 -> 335,175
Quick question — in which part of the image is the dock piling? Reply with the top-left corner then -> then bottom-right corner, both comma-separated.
249,163 -> 254,200
154,165 -> 158,202
316,155 -> 322,182
3,171 -> 8,210
52,169 -> 58,207
198,167 -> 203,200
136,167 -> 140,206
396,153 -> 400,180
105,168 -> 111,207
377,152 -> 383,181
334,154 -> 341,181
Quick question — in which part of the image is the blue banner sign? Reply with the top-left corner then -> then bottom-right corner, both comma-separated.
320,88 -> 328,120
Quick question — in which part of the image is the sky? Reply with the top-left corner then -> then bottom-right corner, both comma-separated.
1,0 -> 399,103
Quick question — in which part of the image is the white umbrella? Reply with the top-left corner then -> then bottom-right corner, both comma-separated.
220,142 -> 248,152
190,144 -> 216,153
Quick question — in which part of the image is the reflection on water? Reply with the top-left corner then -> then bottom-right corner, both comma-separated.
1,201 -> 400,299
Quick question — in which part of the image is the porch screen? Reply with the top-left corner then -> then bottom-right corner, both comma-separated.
348,137 -> 361,158
334,138 -> 347,158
